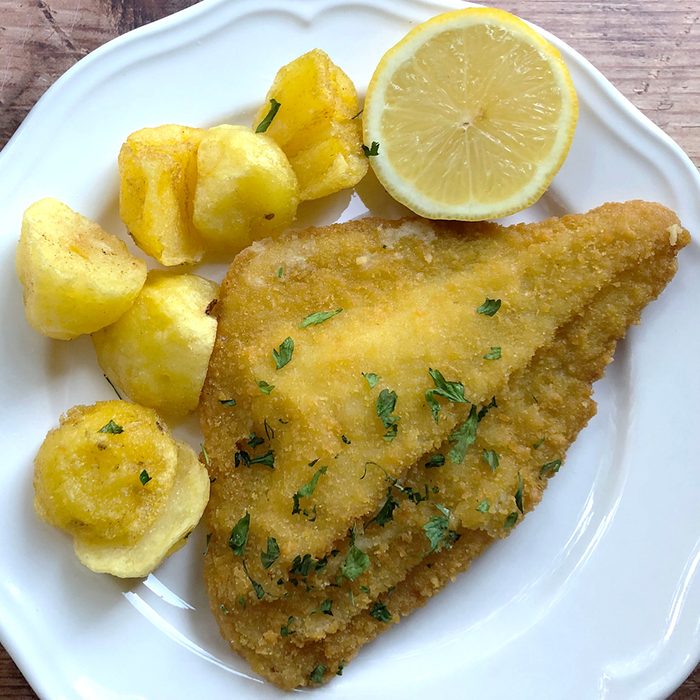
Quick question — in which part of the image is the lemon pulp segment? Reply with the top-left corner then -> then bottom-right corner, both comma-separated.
364,9 -> 578,220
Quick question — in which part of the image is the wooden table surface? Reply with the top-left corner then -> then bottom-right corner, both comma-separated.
1,1 -> 698,698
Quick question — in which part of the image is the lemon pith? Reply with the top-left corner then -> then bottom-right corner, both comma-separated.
363,8 -> 578,220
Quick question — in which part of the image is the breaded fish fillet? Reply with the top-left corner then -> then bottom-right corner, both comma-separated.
200,202 -> 688,688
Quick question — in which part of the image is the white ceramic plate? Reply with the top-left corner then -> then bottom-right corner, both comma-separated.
1,1 -> 699,698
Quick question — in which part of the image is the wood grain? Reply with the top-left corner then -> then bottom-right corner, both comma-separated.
0,1 -> 698,698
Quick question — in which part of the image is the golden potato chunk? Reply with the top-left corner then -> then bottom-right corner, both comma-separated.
34,401 -> 210,578
34,401 -> 178,546
16,198 -> 147,340
252,49 -> 368,200
75,440 -> 210,578
119,124 -> 205,265
192,124 -> 299,252
92,271 -> 218,416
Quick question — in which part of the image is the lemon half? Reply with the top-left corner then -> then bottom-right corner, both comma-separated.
363,8 -> 578,220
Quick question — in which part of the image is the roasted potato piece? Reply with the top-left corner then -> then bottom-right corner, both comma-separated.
119,124 -> 205,265
34,401 -> 178,546
34,401 -> 210,578
92,271 -> 218,416
75,440 -> 210,578
16,198 -> 147,340
252,49 -> 367,200
192,124 -> 299,252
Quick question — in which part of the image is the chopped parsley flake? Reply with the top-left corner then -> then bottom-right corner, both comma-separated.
369,601 -> 392,622
483,346 -> 502,360
424,454 -> 446,468
247,433 -> 264,448
242,560 -> 265,599
292,466 -> 327,515
376,388 -> 400,441
300,308 -> 343,328
515,472 -> 524,513
309,664 -> 327,684
280,616 -> 295,637
276,266 -> 284,278
315,599 -> 333,616
341,543 -> 370,581
98,419 -> 123,434
539,459 -> 562,477
139,469 -> 151,485
219,398 -> 236,406
362,141 -> 380,157
255,98 -> 281,133
368,488 -> 399,527
272,337 -> 294,369
257,380 -> 275,394
476,499 -> 490,513
228,512 -> 250,556
476,298 -> 502,316
425,368 -> 470,423
477,396 -> 498,422
448,405 -> 478,464
504,512 -> 518,529
533,437 -> 546,449
261,537 -> 280,569
482,449 -> 499,472
290,553 -> 317,577
423,504 -> 459,552
234,449 -> 275,469
362,372 -> 380,388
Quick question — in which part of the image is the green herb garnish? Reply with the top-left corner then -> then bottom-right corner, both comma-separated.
533,437 -> 546,449
539,459 -> 562,477
255,98 -> 281,133
234,449 -> 275,469
309,664 -> 327,684
477,396 -> 498,421
280,616 -> 295,637
504,512 -> 518,529
376,388 -> 399,441
482,449 -> 499,472
425,368 -> 470,423
247,433 -> 264,448
368,488 -> 399,527
423,504 -> 459,552
300,308 -> 342,328
476,298 -> 501,316
515,472 -> 524,513
272,337 -> 294,369
98,419 -> 123,434
483,346 -> 502,360
362,141 -> 380,157
139,469 -> 151,485
276,266 -> 284,278
257,380 -> 275,394
424,454 -> 445,468
219,398 -> 236,406
261,537 -> 280,569
315,599 -> 333,616
292,466 -> 327,515
369,601 -> 392,622
476,499 -> 490,513
448,404 -> 478,464
362,372 -> 380,388
228,512 -> 250,556
341,544 -> 370,581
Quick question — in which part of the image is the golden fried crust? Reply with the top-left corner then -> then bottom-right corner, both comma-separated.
201,202 -> 689,688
